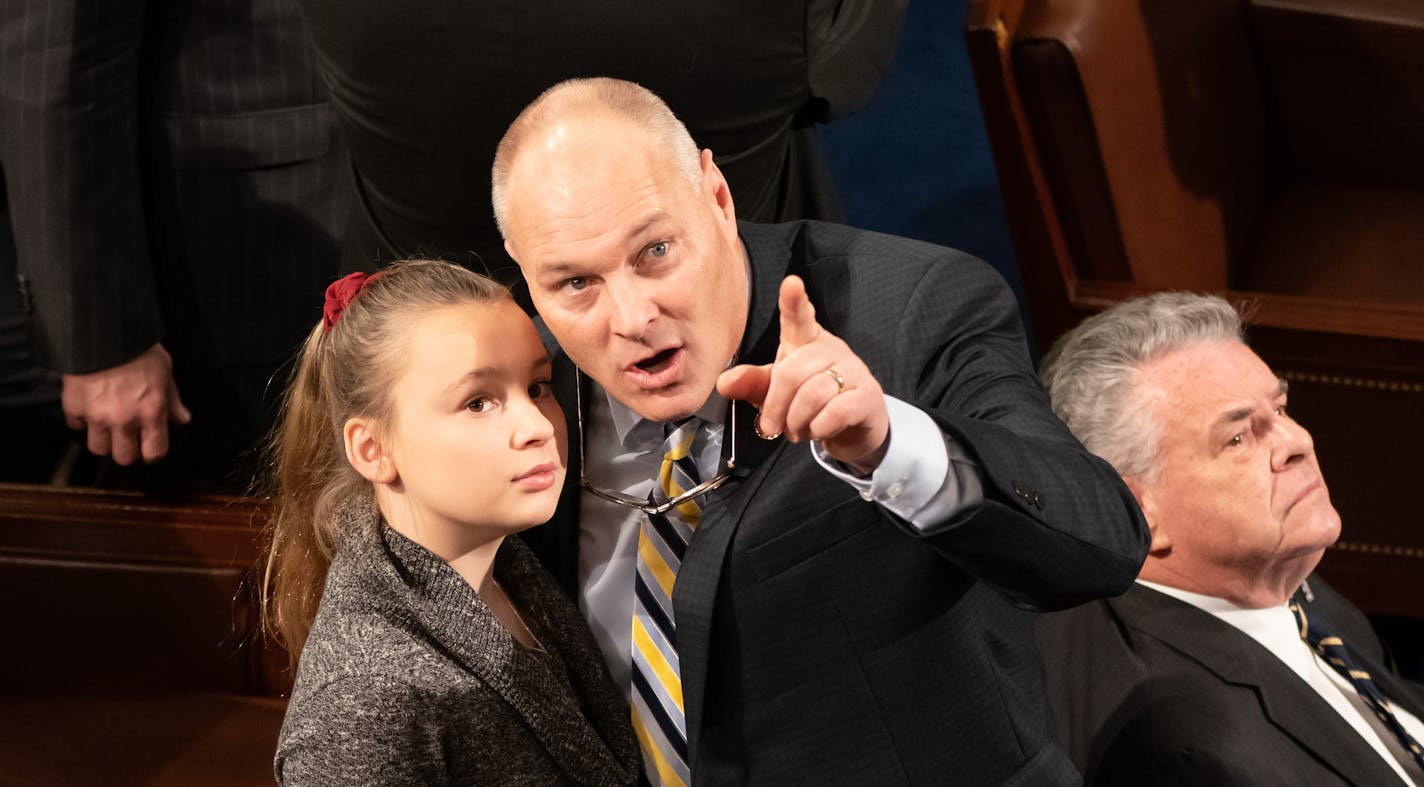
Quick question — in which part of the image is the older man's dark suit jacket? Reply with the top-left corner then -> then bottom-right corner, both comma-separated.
0,0 -> 348,482
526,220 -> 1150,785
1037,578 -> 1424,786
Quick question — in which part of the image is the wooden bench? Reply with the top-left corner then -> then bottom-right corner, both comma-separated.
0,483 -> 288,786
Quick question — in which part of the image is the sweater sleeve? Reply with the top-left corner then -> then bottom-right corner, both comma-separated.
274,676 -> 450,787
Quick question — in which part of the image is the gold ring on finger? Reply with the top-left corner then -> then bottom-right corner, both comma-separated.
752,410 -> 783,441
821,367 -> 847,395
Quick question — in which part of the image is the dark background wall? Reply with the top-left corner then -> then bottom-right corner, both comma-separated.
817,0 -> 1026,330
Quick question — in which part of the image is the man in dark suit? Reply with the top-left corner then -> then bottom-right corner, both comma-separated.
1037,293 -> 1424,786
0,0 -> 347,485
495,78 -> 1149,785
298,0 -> 904,285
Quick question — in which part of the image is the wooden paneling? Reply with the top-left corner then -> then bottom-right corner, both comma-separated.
0,484 -> 288,785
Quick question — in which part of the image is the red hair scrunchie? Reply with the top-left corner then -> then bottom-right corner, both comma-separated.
322,271 -> 382,333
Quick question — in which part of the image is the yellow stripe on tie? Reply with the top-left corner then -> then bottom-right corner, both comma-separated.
664,438 -> 692,462
1349,670 -> 1372,680
674,499 -> 701,526
632,617 -> 685,713
1319,636 -> 1344,647
661,469 -> 685,498
638,532 -> 677,597
631,704 -> 688,787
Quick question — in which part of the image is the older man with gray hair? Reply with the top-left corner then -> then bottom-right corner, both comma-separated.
1038,292 -> 1424,786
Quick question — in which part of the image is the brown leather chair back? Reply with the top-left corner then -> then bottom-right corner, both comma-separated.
1012,0 -> 1267,292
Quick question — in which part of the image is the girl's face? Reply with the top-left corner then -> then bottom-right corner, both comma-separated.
376,300 -> 567,549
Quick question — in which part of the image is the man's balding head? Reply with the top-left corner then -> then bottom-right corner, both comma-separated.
491,78 -> 701,238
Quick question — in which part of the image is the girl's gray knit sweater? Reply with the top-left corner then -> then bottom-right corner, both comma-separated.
274,499 -> 640,785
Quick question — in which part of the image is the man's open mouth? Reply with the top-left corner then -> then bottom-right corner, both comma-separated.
635,347 -> 678,374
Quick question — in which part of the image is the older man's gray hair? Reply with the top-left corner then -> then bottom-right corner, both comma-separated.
1040,292 -> 1244,482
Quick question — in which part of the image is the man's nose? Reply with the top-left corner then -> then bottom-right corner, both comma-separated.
606,277 -> 658,339
1271,413 -> 1314,472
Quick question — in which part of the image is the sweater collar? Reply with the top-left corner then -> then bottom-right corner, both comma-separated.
334,497 -> 639,784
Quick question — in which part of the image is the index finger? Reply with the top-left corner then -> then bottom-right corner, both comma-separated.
778,275 -> 821,350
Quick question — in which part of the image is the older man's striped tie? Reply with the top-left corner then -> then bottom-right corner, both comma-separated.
1290,598 -> 1424,773
631,417 -> 701,787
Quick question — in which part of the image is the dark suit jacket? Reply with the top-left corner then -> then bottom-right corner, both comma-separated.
298,0 -> 905,282
525,220 -> 1150,785
0,0 -> 349,482
1037,578 -> 1424,786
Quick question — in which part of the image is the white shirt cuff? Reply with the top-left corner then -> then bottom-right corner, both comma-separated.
812,395 -> 979,529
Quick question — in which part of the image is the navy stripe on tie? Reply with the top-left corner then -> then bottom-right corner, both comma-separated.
632,667 -> 690,761
673,454 -> 702,486
646,509 -> 687,561
635,573 -> 676,640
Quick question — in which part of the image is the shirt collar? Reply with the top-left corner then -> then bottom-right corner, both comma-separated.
1137,579 -> 1310,671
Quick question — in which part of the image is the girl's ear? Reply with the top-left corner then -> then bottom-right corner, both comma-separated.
344,416 -> 397,485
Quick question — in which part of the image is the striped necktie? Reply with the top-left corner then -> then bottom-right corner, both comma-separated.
1290,598 -> 1424,772
632,418 -> 702,787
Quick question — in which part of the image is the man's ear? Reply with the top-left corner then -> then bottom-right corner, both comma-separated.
344,416 -> 397,485
1125,474 -> 1172,555
699,148 -> 736,223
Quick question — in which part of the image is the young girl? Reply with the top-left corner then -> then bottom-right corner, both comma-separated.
262,260 -> 638,785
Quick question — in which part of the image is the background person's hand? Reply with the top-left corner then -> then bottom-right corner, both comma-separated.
61,343 -> 192,465
718,276 -> 890,473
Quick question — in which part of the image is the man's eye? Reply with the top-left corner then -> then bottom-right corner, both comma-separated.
1227,433 -> 1244,447
529,380 -> 553,399
648,242 -> 668,258
565,277 -> 587,292
1275,405 -> 1287,417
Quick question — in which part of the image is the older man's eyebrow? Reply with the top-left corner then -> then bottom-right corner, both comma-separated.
1215,380 -> 1291,427
1218,406 -> 1254,426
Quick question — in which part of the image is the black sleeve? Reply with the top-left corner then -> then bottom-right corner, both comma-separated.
805,0 -> 909,120
890,252 -> 1150,609
0,0 -> 164,373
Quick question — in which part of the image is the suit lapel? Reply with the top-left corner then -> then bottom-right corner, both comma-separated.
1113,585 -> 1405,786
675,222 -> 798,762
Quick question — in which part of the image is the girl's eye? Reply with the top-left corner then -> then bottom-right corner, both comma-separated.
466,397 -> 493,413
1227,433 -> 1244,448
565,276 -> 587,292
529,380 -> 554,399
648,242 -> 668,258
